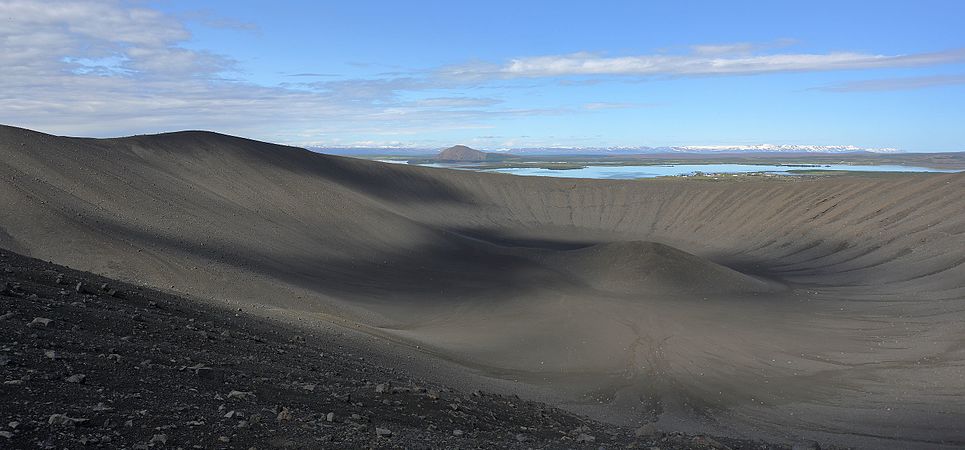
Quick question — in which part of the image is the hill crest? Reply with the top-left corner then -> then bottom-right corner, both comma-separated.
437,145 -> 489,161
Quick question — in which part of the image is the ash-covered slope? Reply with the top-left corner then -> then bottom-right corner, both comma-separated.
2,248 -> 778,449
538,241 -> 781,295
1,124 -> 964,448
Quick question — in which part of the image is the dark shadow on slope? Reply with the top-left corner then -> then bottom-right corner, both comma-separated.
446,227 -> 598,250
85,217 -> 585,308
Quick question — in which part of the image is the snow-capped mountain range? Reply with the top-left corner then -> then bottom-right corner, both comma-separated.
486,144 -> 902,155
314,144 -> 902,155
668,144 -> 901,153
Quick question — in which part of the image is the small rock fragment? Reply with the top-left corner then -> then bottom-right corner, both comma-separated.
635,423 -> 660,437
49,414 -> 86,426
576,433 -> 595,443
792,441 -> 821,450
150,434 -> 167,445
276,407 -> 292,422
325,412 -> 334,422
452,429 -> 464,437
692,435 -> 725,448
27,317 -> 52,328
226,390 -> 253,400
376,427 -> 392,437
65,374 -> 86,384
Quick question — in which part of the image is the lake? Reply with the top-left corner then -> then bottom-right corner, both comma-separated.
377,161 -> 957,180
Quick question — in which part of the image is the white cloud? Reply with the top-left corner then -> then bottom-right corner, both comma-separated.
816,73 -> 965,92
1,0 -> 962,147
690,43 -> 757,56
450,48 -> 965,79
0,0 -> 519,144
582,102 -> 652,111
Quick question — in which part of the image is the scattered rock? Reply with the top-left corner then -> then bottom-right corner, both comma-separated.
792,441 -> 821,450
276,407 -> 293,422
226,390 -> 253,400
65,374 -> 86,384
44,350 -> 60,360
150,434 -> 167,445
27,317 -> 52,328
48,414 -> 87,426
576,433 -> 595,442
0,311 -> 14,321
453,429 -> 464,436
375,427 -> 392,437
91,402 -> 113,412
635,423 -> 661,437
692,435 -> 725,448
375,383 -> 388,393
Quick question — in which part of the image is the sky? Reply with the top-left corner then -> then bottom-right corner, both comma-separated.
1,1 -> 964,151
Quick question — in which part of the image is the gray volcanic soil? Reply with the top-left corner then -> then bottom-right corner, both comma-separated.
1,124 -> 964,448
1,249 -> 778,448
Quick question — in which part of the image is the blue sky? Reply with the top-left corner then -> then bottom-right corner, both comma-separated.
2,1 -> 964,151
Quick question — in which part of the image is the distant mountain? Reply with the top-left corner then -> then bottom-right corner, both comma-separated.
505,144 -> 901,155
311,144 -> 902,156
308,147 -> 434,156
437,145 -> 493,161
669,144 -> 901,154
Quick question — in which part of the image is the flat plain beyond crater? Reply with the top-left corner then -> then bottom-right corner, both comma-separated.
2,124 -> 964,448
